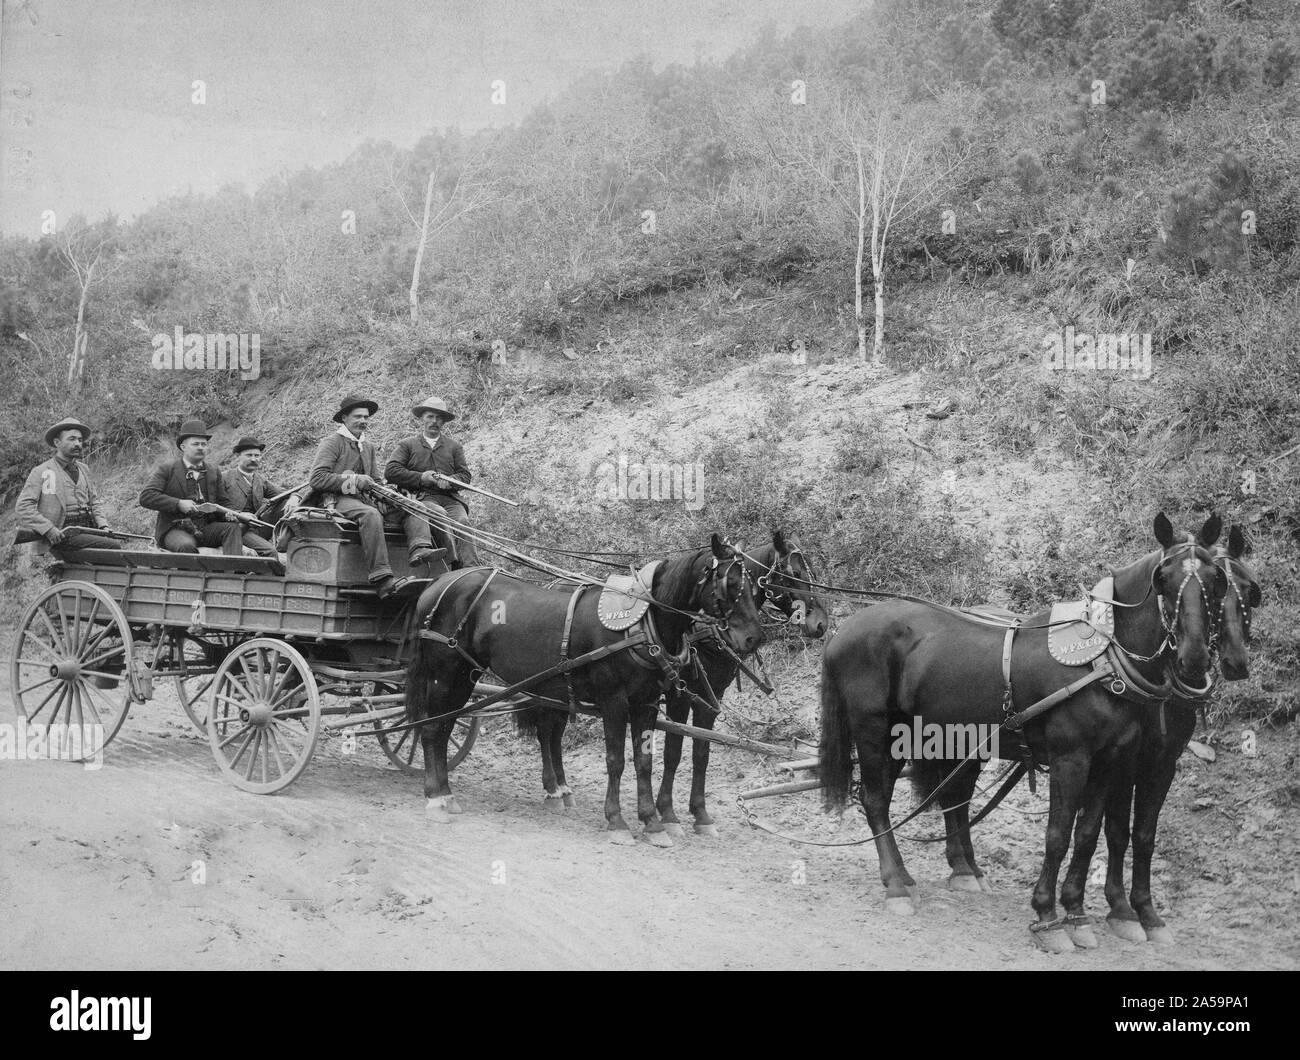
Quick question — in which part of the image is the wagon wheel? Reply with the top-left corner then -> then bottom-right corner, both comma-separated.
207,638 -> 320,794
371,683 -> 479,776
10,581 -> 134,761
174,632 -> 243,735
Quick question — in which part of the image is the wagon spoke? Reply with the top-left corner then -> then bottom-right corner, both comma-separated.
265,726 -> 288,778
80,642 -> 125,671
26,682 -> 64,724
226,726 -> 257,768
35,609 -> 70,656
243,729 -> 264,781
17,674 -> 59,696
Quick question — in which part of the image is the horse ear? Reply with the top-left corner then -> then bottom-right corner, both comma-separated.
1228,525 -> 1248,559
1153,512 -> 1175,549
773,528 -> 789,555
710,533 -> 730,559
1197,514 -> 1222,547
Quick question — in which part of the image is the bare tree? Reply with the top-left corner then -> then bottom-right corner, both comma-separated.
385,142 -> 497,326
56,217 -> 124,387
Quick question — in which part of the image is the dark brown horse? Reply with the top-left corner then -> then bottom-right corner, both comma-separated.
818,513 -> 1225,950
406,535 -> 764,845
655,529 -> 829,836
1060,525 -> 1261,947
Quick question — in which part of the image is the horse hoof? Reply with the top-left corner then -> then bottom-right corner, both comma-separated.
561,793 -> 576,808
607,830 -> 635,846
663,821 -> 685,837
543,796 -> 564,814
1107,916 -> 1148,943
1032,927 -> 1076,954
693,822 -> 719,837
446,796 -> 463,814
976,875 -> 993,894
884,896 -> 916,917
948,873 -> 982,893
1066,923 -> 1099,950
425,797 -> 451,824
1145,925 -> 1175,946
645,830 -> 674,849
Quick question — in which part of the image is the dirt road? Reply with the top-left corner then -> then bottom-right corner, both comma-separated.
3,673 -> 1294,971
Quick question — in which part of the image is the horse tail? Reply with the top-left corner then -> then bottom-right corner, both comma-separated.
514,706 -> 540,741
909,758 -> 945,812
819,659 -> 854,811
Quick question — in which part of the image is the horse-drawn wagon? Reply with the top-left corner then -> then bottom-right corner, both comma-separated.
9,507 -> 479,792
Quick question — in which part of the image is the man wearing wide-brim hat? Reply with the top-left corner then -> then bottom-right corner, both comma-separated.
307,395 -> 409,598
222,436 -> 285,557
139,419 -> 246,555
384,395 -> 480,569
14,417 -> 122,552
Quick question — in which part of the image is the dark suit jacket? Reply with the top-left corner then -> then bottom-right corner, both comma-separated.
139,458 -> 232,544
222,469 -> 284,514
384,434 -> 471,507
308,431 -> 382,503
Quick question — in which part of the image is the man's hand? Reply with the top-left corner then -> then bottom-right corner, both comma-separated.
419,470 -> 440,487
343,473 -> 377,495
178,499 -> 198,514
44,527 -> 65,546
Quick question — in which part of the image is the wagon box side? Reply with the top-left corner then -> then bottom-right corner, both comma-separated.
56,562 -> 391,640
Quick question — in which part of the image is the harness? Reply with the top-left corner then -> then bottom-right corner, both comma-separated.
396,552 -> 754,736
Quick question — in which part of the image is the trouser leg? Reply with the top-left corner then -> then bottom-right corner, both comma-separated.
57,529 -> 123,551
241,531 -> 277,556
199,520 -> 244,556
403,507 -> 434,556
334,496 -> 393,581
430,495 -> 479,567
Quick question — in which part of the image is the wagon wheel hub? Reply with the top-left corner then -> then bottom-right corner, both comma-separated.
239,700 -> 274,727
49,660 -> 82,681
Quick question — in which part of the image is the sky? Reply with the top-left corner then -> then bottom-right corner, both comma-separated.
0,0 -> 865,237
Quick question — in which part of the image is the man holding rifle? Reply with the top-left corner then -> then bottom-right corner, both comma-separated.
385,395 -> 480,569
14,417 -> 122,552
222,436 -> 284,557
139,419 -> 246,555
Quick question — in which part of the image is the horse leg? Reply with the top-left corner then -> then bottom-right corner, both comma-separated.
687,700 -> 719,836
855,708 -> 916,915
1030,748 -> 1090,952
655,693 -> 688,836
1129,708 -> 1195,945
537,709 -> 564,814
1059,751 -> 1121,950
631,704 -> 671,848
939,760 -> 984,893
601,693 -> 635,844
551,711 -> 575,810
421,666 -> 474,823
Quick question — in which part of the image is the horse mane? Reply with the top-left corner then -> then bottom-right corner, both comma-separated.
652,546 -> 709,611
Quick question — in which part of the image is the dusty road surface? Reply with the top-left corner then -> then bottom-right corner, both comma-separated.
2,667 -> 1295,971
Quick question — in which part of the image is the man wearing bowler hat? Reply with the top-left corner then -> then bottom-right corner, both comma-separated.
308,395 -> 408,598
222,437 -> 284,557
139,419 -> 247,554
14,417 -> 121,552
384,395 -> 480,569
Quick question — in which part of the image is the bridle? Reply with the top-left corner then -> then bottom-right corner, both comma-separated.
694,551 -> 756,633
1211,546 -> 1256,647
751,544 -> 819,624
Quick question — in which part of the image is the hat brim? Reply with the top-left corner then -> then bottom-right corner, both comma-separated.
176,433 -> 213,444
44,420 -> 90,446
412,406 -> 455,420
334,401 -> 379,422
